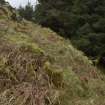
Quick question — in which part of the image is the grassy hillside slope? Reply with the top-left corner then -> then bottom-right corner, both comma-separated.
0,4 -> 105,105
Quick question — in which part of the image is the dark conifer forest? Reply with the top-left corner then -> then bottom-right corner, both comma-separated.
18,0 -> 105,64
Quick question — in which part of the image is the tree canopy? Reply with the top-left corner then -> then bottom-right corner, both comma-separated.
34,0 -> 105,58
17,0 -> 105,61
18,2 -> 34,21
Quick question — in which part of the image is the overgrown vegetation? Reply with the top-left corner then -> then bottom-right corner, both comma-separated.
34,0 -> 105,59
1,1 -> 105,105
18,0 -> 105,64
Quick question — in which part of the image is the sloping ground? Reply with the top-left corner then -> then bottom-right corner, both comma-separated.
0,4 -> 105,105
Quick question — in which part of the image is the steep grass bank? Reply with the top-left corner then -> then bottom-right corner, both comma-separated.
0,4 -> 105,105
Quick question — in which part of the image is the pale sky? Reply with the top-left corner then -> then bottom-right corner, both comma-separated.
5,0 -> 37,8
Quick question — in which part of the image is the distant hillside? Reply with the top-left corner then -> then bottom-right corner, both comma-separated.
0,2 -> 105,105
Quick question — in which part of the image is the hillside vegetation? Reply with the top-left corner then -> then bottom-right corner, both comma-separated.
0,3 -> 105,105
18,0 -> 105,60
